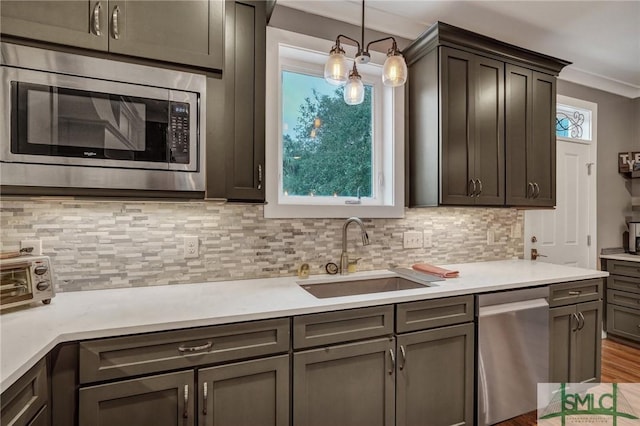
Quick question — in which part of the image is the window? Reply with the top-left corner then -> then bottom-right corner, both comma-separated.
264,27 -> 404,218
556,102 -> 593,142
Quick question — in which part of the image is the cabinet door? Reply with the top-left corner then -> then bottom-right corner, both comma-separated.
473,56 -> 504,205
198,355 -> 289,426
572,300 -> 602,383
218,0 -> 266,201
396,323 -> 474,426
293,338 -> 395,426
1,359 -> 49,426
0,1 -> 107,51
549,304 -> 575,383
440,47 -> 475,205
107,0 -> 223,70
79,371 -> 194,426
529,72 -> 556,206
505,64 -> 533,205
506,65 -> 557,207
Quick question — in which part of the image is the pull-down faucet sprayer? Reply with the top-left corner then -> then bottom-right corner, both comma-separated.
340,217 -> 370,275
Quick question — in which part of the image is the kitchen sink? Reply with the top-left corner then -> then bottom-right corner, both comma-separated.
299,276 -> 430,299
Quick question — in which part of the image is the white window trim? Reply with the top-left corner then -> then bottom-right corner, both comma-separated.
264,27 -> 404,219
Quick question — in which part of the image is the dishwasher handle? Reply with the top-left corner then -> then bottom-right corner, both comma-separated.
479,298 -> 549,317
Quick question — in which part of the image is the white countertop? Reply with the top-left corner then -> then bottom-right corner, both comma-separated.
600,253 -> 640,262
0,259 -> 608,391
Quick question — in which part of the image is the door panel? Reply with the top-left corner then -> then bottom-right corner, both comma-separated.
549,305 -> 575,383
198,355 -> 289,426
573,301 -> 601,383
396,324 -> 474,426
108,0 -> 223,70
526,140 -> 591,267
474,57 -> 504,205
293,338 -> 395,426
79,371 -> 194,426
440,47 -> 474,205
530,72 -> 556,206
505,65 -> 532,205
1,1 -> 107,51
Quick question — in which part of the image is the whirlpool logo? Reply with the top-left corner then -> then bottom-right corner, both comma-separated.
538,383 -> 640,425
83,151 -> 97,157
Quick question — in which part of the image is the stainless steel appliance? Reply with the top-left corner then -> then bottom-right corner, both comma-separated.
628,221 -> 640,254
477,287 -> 549,425
0,255 -> 54,311
0,43 -> 206,195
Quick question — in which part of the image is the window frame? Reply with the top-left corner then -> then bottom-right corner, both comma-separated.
264,27 -> 404,219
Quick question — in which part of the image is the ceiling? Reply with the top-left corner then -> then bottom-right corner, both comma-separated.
276,0 -> 640,98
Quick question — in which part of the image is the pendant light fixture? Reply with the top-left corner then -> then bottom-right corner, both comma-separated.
323,0 -> 408,105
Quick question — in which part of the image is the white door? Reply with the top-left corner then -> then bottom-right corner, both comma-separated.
525,140 -> 594,267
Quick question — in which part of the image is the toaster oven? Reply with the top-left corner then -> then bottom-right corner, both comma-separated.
0,255 -> 55,311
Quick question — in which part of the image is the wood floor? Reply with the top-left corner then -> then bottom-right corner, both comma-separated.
495,338 -> 640,426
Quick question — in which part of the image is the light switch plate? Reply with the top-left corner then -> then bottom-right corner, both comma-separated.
403,231 -> 423,249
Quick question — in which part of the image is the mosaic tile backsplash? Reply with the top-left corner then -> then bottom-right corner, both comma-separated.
0,199 -> 524,292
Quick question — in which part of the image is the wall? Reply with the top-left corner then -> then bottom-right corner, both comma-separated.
557,80 -> 638,253
0,200 -> 523,292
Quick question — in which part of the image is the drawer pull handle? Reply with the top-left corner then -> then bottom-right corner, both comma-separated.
389,348 -> 395,375
183,385 -> 189,418
568,291 -> 582,296
178,341 -> 213,353
399,345 -> 407,370
203,382 -> 208,415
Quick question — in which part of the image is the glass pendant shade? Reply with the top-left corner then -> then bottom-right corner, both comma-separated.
324,51 -> 349,86
382,54 -> 408,87
344,74 -> 365,105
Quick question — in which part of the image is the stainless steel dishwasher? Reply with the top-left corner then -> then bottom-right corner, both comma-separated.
477,286 -> 549,425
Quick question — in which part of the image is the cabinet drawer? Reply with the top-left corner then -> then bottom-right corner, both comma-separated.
607,289 -> 640,310
607,304 -> 640,342
1,359 -> 48,426
608,275 -> 640,294
607,260 -> 640,278
79,318 -> 290,384
549,279 -> 602,307
293,305 -> 394,349
396,295 -> 474,333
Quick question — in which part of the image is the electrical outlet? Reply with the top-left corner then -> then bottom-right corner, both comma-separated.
403,231 -> 423,249
183,236 -> 199,259
423,232 -> 433,248
487,230 -> 495,245
21,239 -> 42,256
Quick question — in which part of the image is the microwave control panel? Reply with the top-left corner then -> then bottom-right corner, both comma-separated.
169,102 -> 190,164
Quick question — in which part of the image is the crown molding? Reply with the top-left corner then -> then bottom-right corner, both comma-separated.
559,67 -> 640,99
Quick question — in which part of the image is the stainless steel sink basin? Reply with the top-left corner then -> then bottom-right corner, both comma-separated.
299,276 -> 429,299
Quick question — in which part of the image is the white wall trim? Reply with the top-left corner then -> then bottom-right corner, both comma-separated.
559,67 -> 640,99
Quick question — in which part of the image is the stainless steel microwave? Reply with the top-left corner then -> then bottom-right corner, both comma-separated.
0,43 -> 206,195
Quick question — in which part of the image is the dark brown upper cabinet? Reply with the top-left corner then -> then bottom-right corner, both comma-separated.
404,22 -> 569,208
440,47 -> 504,205
0,0 -> 224,71
206,0 -> 266,202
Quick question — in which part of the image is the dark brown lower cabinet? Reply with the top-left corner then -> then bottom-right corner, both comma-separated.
293,338 -> 395,426
396,323 -> 475,426
79,370 -> 194,426
0,359 -> 49,426
549,300 -> 602,383
197,355 -> 289,426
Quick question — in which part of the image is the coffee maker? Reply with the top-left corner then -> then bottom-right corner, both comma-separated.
629,221 -> 640,254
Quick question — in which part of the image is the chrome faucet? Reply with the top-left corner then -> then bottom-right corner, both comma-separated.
340,217 -> 370,274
